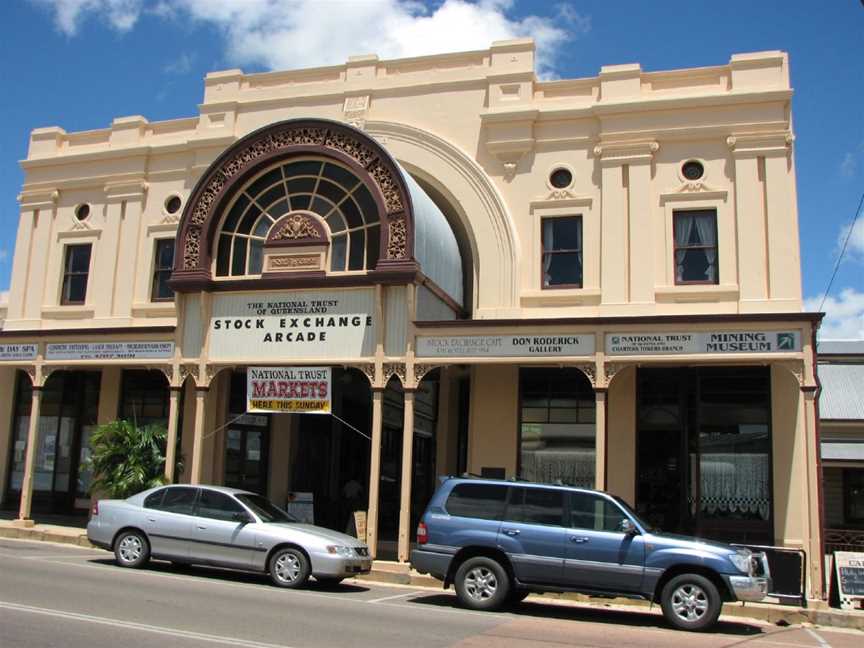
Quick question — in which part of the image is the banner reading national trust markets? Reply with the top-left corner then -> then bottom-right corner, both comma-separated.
606,331 -> 801,356
247,367 -> 331,414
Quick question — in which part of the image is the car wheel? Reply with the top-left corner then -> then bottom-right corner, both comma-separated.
315,576 -> 345,587
660,573 -> 722,632
454,556 -> 510,611
114,530 -> 150,569
269,548 -> 311,588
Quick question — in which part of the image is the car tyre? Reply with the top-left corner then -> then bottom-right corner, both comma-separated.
660,573 -> 722,632
454,556 -> 510,611
269,547 -> 311,588
113,530 -> 150,569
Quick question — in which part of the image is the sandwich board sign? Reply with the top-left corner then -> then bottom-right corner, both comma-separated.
834,551 -> 864,610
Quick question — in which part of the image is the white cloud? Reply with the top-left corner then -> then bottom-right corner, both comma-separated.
805,288 -> 864,340
32,0 -> 143,36
34,0 -> 589,77
840,152 -> 857,178
164,51 -> 195,75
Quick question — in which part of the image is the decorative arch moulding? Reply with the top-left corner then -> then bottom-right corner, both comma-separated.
170,118 -> 419,292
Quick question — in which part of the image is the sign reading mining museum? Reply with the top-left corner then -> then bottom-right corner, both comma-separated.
247,366 -> 331,414
605,331 -> 801,356
416,334 -> 595,358
209,289 -> 376,361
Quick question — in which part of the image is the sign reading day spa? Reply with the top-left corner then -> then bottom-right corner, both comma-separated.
209,289 -> 377,361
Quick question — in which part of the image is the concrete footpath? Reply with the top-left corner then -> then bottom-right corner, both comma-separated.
2,519 -> 862,632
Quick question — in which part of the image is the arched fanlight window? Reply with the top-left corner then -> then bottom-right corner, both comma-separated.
215,157 -> 381,277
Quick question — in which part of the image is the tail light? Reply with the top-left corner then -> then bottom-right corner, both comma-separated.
90,500 -> 99,517
417,521 -> 428,545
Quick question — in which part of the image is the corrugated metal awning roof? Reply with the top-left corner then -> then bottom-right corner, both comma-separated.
818,339 -> 864,355
818,363 -> 864,420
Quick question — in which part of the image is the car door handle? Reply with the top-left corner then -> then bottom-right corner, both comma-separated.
146,517 -> 156,523
570,536 -> 590,543
197,525 -> 207,530
503,528 -> 520,536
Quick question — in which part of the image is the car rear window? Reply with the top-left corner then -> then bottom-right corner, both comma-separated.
445,483 -> 507,520
153,487 -> 197,515
143,489 -> 165,509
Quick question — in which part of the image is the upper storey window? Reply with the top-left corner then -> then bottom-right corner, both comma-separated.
674,209 -> 718,284
61,243 -> 92,305
215,158 -> 381,277
541,216 -> 582,288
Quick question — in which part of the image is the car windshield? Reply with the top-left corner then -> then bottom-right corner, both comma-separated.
611,495 -> 654,533
235,493 -> 297,523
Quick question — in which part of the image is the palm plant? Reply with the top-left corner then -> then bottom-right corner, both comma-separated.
86,420 -> 175,499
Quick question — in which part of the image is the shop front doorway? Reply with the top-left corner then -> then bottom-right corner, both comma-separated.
225,426 -> 269,495
636,366 -> 773,545
3,370 -> 100,514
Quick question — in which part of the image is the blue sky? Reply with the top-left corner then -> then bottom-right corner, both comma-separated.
1,1 -> 862,336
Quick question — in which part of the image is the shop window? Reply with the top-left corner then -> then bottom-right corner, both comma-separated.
636,366 -> 772,545
4,370 -> 100,510
215,158 -> 381,277
151,239 -> 175,302
119,370 -> 169,428
519,368 -> 595,488
505,487 -> 565,526
541,216 -> 582,288
673,209 -> 718,284
844,469 -> 864,525
61,243 -> 92,305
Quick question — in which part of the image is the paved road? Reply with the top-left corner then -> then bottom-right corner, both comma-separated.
0,537 -> 860,648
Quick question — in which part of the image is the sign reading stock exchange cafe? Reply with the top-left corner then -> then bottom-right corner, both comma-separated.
209,289 -> 377,361
247,367 -> 331,414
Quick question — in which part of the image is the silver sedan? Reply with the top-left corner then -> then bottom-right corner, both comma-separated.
87,484 -> 371,588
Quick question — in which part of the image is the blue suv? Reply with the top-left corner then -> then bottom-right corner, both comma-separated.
411,477 -> 770,631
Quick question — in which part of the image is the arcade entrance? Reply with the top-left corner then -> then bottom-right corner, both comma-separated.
224,367 -> 441,559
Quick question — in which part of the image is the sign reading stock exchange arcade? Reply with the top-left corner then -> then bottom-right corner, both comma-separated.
209,289 -> 377,361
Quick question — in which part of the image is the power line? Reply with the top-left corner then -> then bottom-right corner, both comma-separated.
817,191 -> 864,313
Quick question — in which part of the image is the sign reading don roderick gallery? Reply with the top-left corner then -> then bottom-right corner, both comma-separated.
209,289 -> 376,361
247,367 -> 331,414
606,331 -> 801,356
416,334 -> 595,358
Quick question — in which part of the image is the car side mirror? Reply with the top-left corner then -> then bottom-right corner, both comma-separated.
619,519 -> 637,535
233,511 -> 252,524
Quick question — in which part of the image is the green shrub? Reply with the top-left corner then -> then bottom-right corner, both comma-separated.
85,420 -> 176,499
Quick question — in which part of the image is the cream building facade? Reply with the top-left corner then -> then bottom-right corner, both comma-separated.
0,40 -> 824,599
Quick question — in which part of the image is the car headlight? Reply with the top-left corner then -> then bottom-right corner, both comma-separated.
326,545 -> 354,557
728,550 -> 752,574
